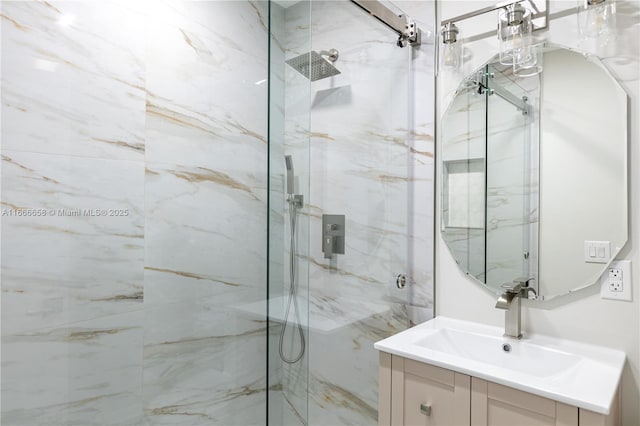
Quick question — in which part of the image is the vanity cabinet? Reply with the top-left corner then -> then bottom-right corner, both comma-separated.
379,353 -> 621,426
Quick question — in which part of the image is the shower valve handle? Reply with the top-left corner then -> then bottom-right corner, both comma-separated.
324,236 -> 334,259
322,215 -> 345,259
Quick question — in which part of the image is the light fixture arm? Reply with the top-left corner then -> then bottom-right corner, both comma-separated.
440,0 -> 547,33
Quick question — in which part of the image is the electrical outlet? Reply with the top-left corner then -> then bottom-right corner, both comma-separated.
601,260 -> 632,301
609,280 -> 622,292
609,268 -> 622,280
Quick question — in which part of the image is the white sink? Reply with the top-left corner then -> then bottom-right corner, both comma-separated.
374,316 -> 625,415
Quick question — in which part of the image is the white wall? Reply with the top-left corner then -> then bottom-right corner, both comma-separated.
539,48 -> 628,295
435,1 -> 640,424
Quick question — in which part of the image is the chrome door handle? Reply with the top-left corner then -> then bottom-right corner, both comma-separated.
420,403 -> 431,416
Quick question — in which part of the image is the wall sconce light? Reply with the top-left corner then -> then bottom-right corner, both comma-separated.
440,23 -> 462,71
578,0 -> 616,43
498,4 -> 543,76
440,0 -> 547,77
498,4 -> 531,66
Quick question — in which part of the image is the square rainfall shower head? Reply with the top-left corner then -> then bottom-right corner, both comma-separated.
286,51 -> 341,82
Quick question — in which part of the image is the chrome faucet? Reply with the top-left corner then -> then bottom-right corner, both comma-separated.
495,278 -> 537,339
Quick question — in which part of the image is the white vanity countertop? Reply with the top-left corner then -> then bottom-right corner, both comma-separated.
374,316 -> 626,415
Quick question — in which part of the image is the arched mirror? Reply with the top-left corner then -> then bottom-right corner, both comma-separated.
441,43 -> 628,300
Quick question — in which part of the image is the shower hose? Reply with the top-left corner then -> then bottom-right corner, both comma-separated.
278,196 -> 306,364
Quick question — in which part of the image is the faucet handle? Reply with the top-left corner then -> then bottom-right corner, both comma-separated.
513,277 -> 533,287
500,277 -> 536,296
500,281 -> 524,293
504,277 -> 537,299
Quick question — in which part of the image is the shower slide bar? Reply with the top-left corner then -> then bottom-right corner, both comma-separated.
350,0 -> 422,47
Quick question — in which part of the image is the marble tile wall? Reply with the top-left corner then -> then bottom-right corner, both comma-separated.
276,1 -> 435,424
1,1 -> 269,425
272,2 -> 312,424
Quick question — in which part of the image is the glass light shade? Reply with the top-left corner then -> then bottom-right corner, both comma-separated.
513,43 -> 543,77
441,41 -> 462,70
498,5 -> 532,66
578,0 -> 616,42
440,23 -> 462,72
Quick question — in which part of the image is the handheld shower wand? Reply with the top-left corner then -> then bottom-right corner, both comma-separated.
285,155 -> 295,195
280,156 -> 305,364
284,155 -> 303,207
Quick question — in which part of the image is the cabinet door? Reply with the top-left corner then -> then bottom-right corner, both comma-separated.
391,356 -> 470,426
471,378 -> 578,426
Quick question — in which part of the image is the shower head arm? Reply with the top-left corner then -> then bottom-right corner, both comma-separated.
318,49 -> 339,63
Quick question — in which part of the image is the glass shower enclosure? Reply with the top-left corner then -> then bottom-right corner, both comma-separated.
267,0 -> 431,424
1,1 -> 433,425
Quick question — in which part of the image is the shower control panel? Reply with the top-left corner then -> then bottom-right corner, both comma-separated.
322,215 -> 345,259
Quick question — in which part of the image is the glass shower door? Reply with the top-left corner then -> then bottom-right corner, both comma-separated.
441,79 -> 488,283
485,63 -> 534,287
302,1 -> 413,420
267,1 -> 312,425
267,0 -> 422,424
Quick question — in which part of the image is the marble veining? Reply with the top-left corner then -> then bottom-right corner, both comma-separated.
2,1 -> 269,424
273,1 -> 435,424
1,1 -> 147,161
2,1 -> 435,425
1,151 -> 145,335
1,311 -> 144,426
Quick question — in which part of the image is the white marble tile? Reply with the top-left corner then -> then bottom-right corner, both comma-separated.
1,151 -> 144,334
283,1 -> 312,59
441,89 -> 486,162
112,0 -> 269,65
0,1 -> 146,160
307,302 -> 408,426
280,391 -> 306,426
304,162 -> 415,306
142,161 -> 269,419
1,311 -> 144,426
2,3 -> 272,424
405,2 -> 436,312
144,12 -> 268,170
142,298 -> 267,425
144,162 -> 267,305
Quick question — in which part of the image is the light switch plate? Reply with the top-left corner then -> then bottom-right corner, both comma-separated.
584,241 -> 611,263
601,260 -> 632,301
